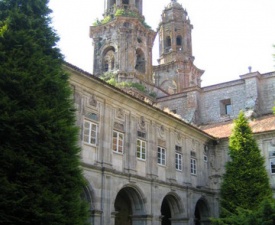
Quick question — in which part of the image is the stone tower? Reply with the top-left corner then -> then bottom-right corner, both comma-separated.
90,0 -> 156,83
154,0 -> 204,94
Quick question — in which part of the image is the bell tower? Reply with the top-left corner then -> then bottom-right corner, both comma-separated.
90,0 -> 156,83
154,0 -> 204,94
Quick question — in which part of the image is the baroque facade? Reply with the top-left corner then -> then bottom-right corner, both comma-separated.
64,0 -> 275,224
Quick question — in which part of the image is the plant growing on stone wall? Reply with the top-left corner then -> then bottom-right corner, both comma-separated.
92,18 -> 101,26
114,8 -> 125,17
92,15 -> 112,26
101,15 -> 112,24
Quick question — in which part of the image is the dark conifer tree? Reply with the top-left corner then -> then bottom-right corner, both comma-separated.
0,0 -> 89,224
220,111 -> 272,215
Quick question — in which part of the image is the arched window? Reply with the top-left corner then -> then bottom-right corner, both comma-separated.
176,35 -> 182,46
165,36 -> 171,53
102,46 -> 116,72
122,0 -> 129,4
135,49 -> 145,73
166,36 -> 171,47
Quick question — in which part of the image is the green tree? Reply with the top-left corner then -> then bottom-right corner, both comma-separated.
0,1 -> 89,224
218,111 -> 272,218
212,199 -> 275,225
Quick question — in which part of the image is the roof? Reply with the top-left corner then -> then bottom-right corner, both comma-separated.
64,62 -> 216,140
165,0 -> 183,10
200,114 -> 275,139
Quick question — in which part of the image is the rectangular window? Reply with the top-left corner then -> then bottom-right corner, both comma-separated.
175,153 -> 182,171
137,139 -> 146,160
191,158 -> 197,175
175,145 -> 182,152
137,131 -> 146,139
220,99 -> 232,115
158,147 -> 166,165
113,130 -> 124,153
83,120 -> 97,145
225,104 -> 232,115
271,159 -> 275,174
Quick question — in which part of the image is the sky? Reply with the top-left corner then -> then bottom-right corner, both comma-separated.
48,0 -> 275,87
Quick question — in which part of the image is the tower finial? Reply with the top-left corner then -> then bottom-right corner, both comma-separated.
171,0 -> 177,2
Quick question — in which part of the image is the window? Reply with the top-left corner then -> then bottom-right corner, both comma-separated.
137,131 -> 146,139
113,131 -> 124,153
137,139 -> 146,160
191,158 -> 197,175
175,145 -> 182,152
204,145 -> 208,162
135,49 -> 145,73
220,99 -> 232,115
158,147 -> 166,165
166,36 -> 171,47
271,159 -> 275,174
103,47 -> 115,72
176,35 -> 182,46
175,153 -> 182,171
83,120 -> 97,145
225,104 -> 232,115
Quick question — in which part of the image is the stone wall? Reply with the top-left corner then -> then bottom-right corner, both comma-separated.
66,64 -> 220,224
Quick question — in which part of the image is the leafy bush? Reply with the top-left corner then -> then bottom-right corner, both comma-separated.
102,15 -> 111,24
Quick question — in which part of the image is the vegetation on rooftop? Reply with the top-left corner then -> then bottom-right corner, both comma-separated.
92,6 -> 151,29
100,72 -> 156,98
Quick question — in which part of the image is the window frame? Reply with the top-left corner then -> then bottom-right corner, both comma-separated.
83,120 -> 98,145
158,147 -> 166,166
175,152 -> 182,171
271,159 -> 275,174
136,139 -> 146,160
112,130 -> 124,153
220,99 -> 232,116
191,158 -> 197,175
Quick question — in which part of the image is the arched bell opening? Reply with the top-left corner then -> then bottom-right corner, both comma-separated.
135,48 -> 145,74
176,35 -> 183,51
102,46 -> 116,73
165,36 -> 172,53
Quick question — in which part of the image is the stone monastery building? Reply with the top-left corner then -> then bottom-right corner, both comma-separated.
64,0 -> 275,224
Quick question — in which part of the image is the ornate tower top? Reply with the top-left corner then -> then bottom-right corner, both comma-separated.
154,0 -> 204,93
166,0 -> 183,9
104,0 -> 143,17
90,0 -> 156,84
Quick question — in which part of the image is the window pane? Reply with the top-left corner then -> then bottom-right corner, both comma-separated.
83,121 -> 97,145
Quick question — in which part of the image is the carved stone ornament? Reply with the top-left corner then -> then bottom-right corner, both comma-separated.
114,122 -> 124,132
89,95 -> 97,107
158,125 -> 165,139
138,116 -> 146,131
116,108 -> 125,119
177,132 -> 181,142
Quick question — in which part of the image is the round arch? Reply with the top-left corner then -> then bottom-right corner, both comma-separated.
194,197 -> 211,225
160,192 -> 184,225
114,184 -> 147,225
135,48 -> 146,73
101,46 -> 116,72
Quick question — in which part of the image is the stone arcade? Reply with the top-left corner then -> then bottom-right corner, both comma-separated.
64,0 -> 275,224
